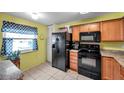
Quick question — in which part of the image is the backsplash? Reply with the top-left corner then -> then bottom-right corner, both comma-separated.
101,42 -> 124,51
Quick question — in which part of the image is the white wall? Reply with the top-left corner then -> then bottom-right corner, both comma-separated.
47,24 -> 56,63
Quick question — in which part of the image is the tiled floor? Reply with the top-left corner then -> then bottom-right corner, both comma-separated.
23,62 -> 92,80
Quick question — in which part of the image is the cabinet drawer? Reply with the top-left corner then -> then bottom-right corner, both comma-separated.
70,56 -> 78,60
70,59 -> 78,64
70,63 -> 78,71
70,53 -> 78,57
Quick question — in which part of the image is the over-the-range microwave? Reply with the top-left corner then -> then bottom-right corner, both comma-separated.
80,31 -> 101,42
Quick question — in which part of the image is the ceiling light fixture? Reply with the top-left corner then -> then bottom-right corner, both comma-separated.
28,12 -> 42,20
80,12 -> 89,14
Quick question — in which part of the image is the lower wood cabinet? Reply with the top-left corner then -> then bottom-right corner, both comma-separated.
113,60 -> 120,79
70,62 -> 77,71
70,50 -> 78,71
120,66 -> 124,80
102,56 -> 120,80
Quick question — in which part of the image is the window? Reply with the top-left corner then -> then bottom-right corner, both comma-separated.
12,39 -> 35,52
1,21 -> 38,56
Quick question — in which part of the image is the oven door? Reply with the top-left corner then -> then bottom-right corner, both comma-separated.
80,31 -> 100,42
78,57 -> 101,72
78,55 -> 101,79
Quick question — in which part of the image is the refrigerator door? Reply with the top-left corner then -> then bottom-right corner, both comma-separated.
52,33 -> 66,71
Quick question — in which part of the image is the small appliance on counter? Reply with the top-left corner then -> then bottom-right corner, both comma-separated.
72,41 -> 79,50
78,31 -> 101,80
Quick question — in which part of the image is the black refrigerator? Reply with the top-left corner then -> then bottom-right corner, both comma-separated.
52,32 -> 72,72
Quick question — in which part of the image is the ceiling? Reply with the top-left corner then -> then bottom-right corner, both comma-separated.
5,12 -> 110,25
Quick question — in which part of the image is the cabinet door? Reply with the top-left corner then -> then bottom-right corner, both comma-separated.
120,67 -> 124,80
72,26 -> 80,41
80,24 -> 89,32
70,51 -> 78,71
102,57 -> 113,80
101,19 -> 124,41
113,59 -> 120,80
80,23 -> 100,32
88,23 -> 100,32
70,63 -> 77,71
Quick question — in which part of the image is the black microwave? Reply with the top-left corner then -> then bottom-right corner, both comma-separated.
80,31 -> 101,42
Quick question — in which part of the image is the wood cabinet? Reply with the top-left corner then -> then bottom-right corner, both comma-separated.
70,50 -> 78,71
102,57 -> 113,80
72,26 -> 80,41
80,22 -> 100,32
101,19 -> 124,41
12,59 -> 20,69
71,18 -> 124,42
120,66 -> 124,80
113,59 -> 121,79
102,57 -> 120,80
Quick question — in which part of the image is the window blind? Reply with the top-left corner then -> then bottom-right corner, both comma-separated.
1,21 -> 38,56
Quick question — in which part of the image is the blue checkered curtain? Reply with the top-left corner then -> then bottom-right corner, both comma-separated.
1,21 -> 38,56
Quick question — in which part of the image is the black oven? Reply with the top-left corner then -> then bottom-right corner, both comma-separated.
80,31 -> 100,42
78,44 -> 101,80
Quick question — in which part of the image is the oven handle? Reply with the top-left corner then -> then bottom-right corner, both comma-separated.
78,56 -> 101,59
78,56 -> 87,59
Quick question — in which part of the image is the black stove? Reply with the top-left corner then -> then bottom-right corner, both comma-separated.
78,44 -> 101,80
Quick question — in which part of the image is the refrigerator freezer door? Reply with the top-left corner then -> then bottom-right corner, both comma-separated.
52,33 -> 66,71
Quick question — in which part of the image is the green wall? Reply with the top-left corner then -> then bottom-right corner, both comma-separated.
0,13 -> 48,71
56,12 -> 124,51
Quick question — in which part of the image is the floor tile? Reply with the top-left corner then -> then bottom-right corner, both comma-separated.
41,67 -> 59,76
48,77 -> 56,80
34,72 -> 52,80
22,62 -> 92,80
23,72 -> 34,80
52,70 -> 67,80
67,70 -> 78,79
77,74 -> 92,80
64,75 -> 77,80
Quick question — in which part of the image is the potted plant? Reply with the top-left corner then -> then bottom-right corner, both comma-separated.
7,50 -> 21,68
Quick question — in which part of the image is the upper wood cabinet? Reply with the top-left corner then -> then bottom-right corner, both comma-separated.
102,57 -> 120,80
72,26 -> 80,41
80,22 -> 100,32
101,19 -> 124,41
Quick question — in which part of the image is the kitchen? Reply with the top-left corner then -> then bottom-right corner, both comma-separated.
1,0 -> 124,93
50,13 -> 124,80
0,12 -> 124,80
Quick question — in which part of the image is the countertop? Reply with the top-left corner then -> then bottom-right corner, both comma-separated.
70,49 -> 78,52
101,49 -> 124,67
0,60 -> 23,80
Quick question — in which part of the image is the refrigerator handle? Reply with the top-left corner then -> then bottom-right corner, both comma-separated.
52,44 -> 55,48
56,45 -> 60,53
